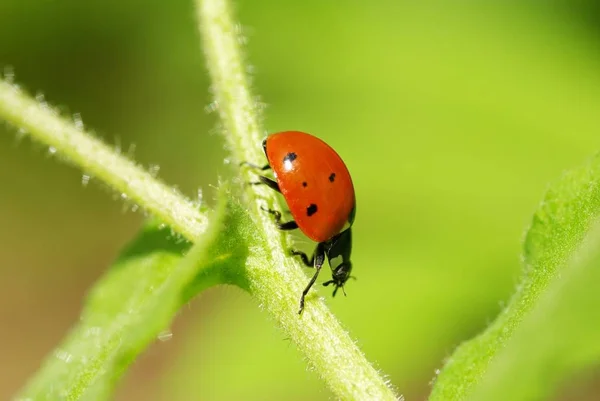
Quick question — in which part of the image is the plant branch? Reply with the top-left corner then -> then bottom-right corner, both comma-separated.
0,79 -> 208,239
0,1 -> 400,398
196,0 -> 400,400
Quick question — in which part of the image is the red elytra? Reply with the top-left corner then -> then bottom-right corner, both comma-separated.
264,131 -> 356,243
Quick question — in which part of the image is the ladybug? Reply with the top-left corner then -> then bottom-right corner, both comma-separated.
243,131 -> 356,314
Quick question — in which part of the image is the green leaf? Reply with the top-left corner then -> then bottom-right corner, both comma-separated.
17,191 -> 253,401
468,218 -> 600,401
430,153 -> 600,400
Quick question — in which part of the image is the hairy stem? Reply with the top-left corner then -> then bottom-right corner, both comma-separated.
0,1 -> 399,398
0,80 -> 208,239
197,0 -> 400,400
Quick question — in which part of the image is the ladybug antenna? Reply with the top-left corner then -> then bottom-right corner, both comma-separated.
324,282 -> 347,298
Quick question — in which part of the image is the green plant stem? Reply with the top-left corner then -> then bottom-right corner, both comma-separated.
197,0 -> 399,400
0,79 -> 208,239
0,3 -> 399,399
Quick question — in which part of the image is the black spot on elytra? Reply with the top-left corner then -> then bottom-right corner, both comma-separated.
306,203 -> 318,217
302,181 -> 308,187
329,173 -> 336,182
283,152 -> 297,163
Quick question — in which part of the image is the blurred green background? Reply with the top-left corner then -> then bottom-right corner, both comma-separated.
2,1 -> 600,400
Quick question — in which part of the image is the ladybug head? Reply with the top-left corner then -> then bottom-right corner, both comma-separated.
323,261 -> 353,297
324,228 -> 353,296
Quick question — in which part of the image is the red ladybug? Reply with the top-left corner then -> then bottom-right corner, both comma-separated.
243,131 -> 356,314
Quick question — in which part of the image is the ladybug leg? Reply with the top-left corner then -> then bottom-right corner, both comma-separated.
240,161 -> 271,171
298,242 -> 326,314
249,176 -> 281,193
260,206 -> 298,230
290,249 -> 313,267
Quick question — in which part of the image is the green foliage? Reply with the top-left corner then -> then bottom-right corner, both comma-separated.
0,0 -> 400,399
469,219 -> 600,400
2,0 -> 600,400
17,195 -> 250,401
430,154 -> 600,400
